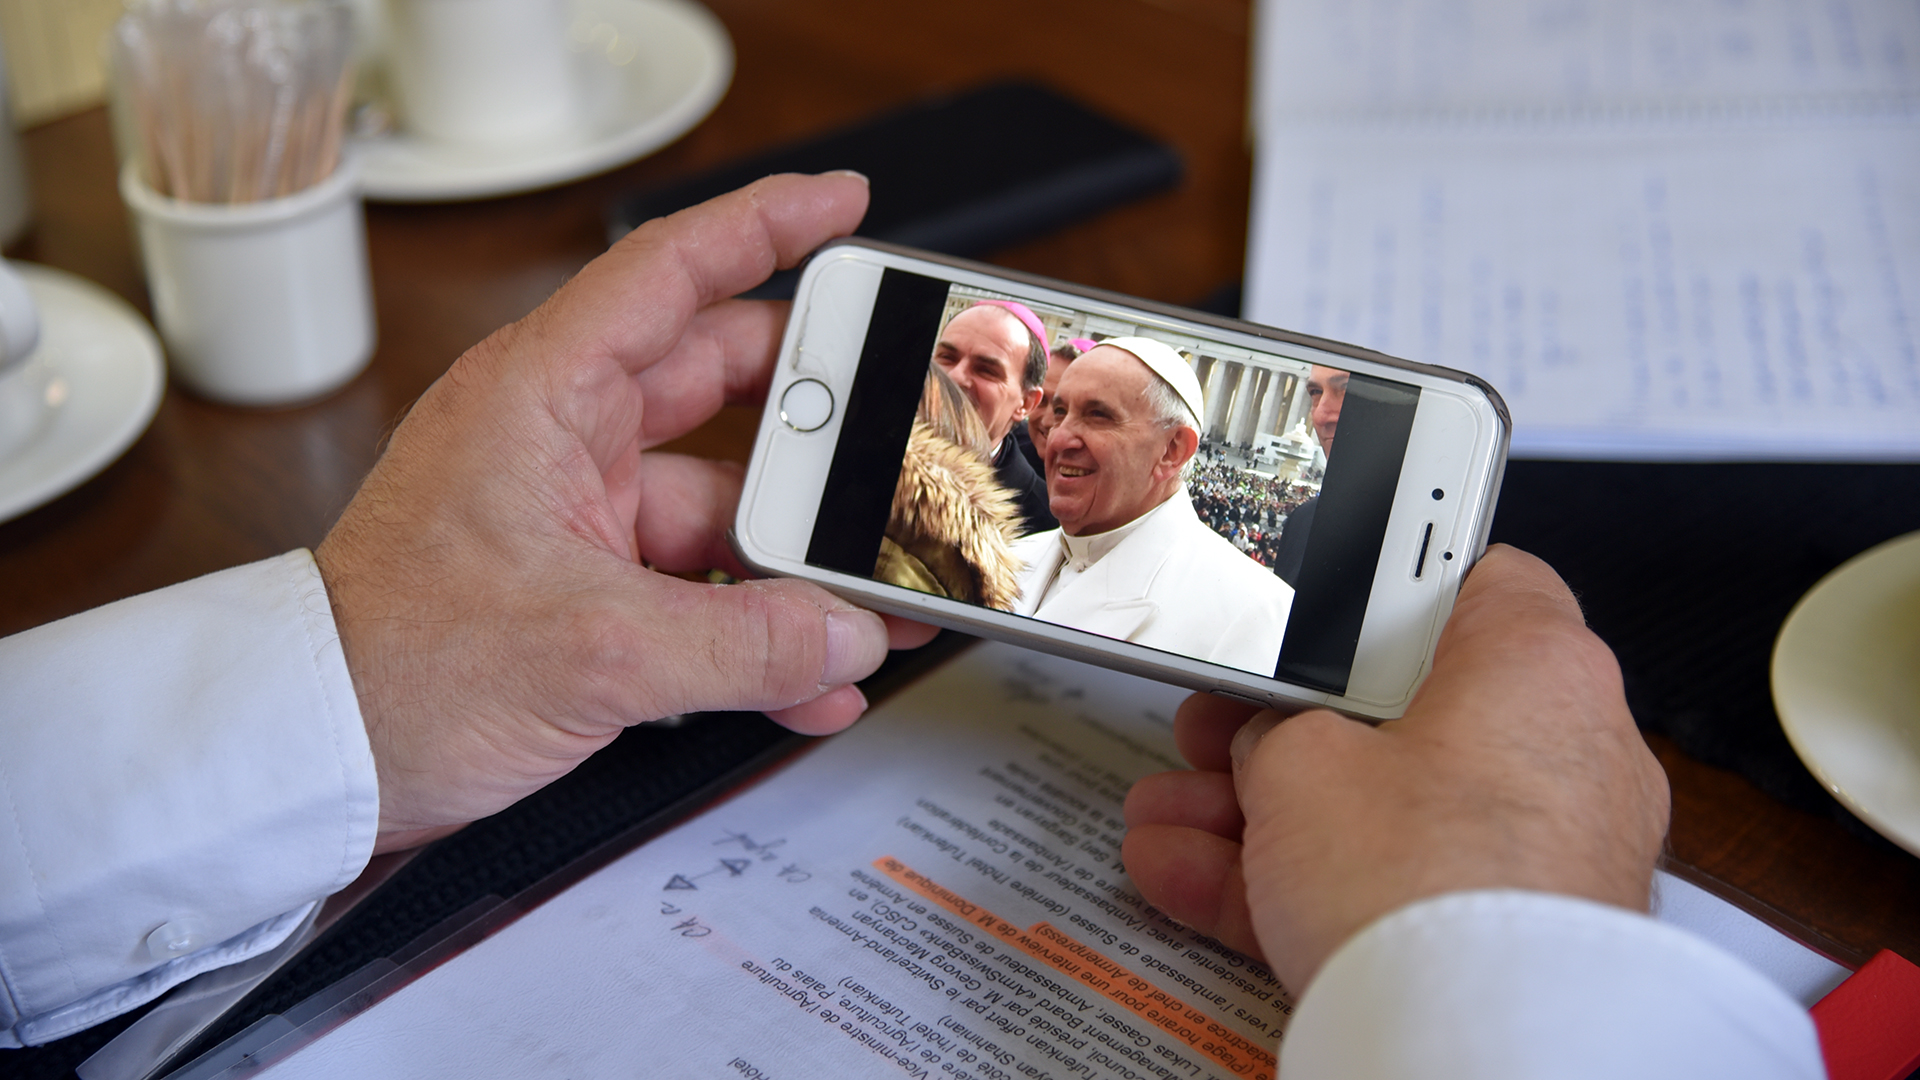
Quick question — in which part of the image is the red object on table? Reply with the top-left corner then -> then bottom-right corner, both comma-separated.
1813,950 -> 1920,1080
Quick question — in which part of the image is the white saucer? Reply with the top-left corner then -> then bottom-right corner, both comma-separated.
0,264 -> 165,524
352,0 -> 733,202
1772,530 -> 1920,857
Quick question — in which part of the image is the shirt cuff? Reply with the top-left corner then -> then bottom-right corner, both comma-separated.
1279,889 -> 1826,1080
4,903 -> 318,1048
0,551 -> 378,1046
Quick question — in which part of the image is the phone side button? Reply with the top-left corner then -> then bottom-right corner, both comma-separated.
779,378 -> 835,432
1212,689 -> 1274,709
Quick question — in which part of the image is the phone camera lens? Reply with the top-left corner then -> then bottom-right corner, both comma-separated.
1442,551 -> 1454,561
1431,488 -> 1444,500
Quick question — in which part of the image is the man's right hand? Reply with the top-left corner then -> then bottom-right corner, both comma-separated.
1122,545 -> 1671,994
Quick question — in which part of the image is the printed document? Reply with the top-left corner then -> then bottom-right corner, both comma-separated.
250,643 -> 1844,1078
258,647 -> 1289,1079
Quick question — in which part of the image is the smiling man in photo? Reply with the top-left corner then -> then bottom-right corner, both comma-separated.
1010,338 -> 1294,674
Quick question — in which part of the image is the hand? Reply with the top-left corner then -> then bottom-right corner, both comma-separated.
1121,545 -> 1669,993
315,173 -> 935,854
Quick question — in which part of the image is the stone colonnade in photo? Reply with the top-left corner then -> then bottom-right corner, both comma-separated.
938,285 -> 1317,456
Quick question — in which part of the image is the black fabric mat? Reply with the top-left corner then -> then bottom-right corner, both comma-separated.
1489,460 -> 1920,851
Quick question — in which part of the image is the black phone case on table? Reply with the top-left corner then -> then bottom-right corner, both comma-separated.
605,81 -> 1184,297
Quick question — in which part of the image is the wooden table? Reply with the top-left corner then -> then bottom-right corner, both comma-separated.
5,0 -> 1915,984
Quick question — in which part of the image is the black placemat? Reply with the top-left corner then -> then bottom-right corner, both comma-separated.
1489,459 -> 1920,850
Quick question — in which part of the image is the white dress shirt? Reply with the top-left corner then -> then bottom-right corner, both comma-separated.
1283,889 -> 1826,1078
0,552 -> 1827,1076
0,551 -> 377,1047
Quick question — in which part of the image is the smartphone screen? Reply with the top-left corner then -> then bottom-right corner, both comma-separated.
800,268 -> 1423,696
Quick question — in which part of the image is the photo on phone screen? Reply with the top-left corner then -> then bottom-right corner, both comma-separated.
802,268 -> 1423,696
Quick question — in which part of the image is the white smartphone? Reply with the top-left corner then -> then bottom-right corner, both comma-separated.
732,240 -> 1509,720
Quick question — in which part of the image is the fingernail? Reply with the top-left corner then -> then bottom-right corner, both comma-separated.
1230,713 -> 1281,771
822,608 -> 884,687
823,169 -> 869,184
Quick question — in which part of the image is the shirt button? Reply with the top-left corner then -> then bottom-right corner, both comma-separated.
146,918 -> 210,960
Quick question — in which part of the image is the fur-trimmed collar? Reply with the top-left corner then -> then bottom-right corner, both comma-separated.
886,422 -> 1025,610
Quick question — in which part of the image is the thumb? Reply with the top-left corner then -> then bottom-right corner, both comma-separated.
639,575 -> 890,725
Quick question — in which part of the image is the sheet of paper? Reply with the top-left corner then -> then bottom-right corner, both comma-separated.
1651,873 -> 1848,1007
258,646 -> 1288,1080
1256,0 -> 1920,120
1247,0 -> 1920,460
249,644 -> 1846,1078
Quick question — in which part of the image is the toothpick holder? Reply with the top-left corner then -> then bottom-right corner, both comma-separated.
119,157 -> 375,406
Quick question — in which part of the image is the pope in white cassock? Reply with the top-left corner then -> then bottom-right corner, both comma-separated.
1010,337 -> 1294,675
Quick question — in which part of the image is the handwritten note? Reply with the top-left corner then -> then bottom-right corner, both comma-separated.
247,644 -> 1844,1078
1247,0 -> 1920,460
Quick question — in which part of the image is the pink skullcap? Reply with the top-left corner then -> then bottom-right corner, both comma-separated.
1068,337 -> 1097,353
969,299 -> 1049,354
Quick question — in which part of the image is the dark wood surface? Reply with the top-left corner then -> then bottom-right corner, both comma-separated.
4,0 -> 1914,981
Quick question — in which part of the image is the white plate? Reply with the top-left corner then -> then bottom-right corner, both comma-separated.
352,0 -> 733,202
0,264 -> 165,523
1772,530 -> 1920,856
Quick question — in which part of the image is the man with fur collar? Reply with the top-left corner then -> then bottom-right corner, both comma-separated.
1010,338 -> 1294,675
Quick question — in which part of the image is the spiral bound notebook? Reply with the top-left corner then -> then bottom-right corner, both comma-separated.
1243,0 -> 1920,461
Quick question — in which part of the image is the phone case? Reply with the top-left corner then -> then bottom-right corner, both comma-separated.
734,241 -> 1512,719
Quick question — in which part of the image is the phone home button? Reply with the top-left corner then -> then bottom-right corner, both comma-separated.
779,378 -> 835,432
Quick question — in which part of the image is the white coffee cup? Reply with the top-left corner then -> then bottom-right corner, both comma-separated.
384,0 -> 580,145
120,158 -> 375,406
